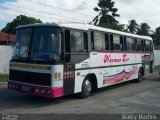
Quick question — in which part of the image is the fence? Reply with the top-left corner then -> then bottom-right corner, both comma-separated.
0,45 -> 13,74
154,50 -> 160,66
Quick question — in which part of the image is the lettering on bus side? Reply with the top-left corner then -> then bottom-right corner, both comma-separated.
104,53 -> 129,63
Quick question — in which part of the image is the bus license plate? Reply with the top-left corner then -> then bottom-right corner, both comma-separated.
22,86 -> 31,92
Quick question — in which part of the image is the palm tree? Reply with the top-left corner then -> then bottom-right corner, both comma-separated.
92,0 -> 120,26
137,23 -> 151,36
127,20 -> 139,34
153,27 -> 160,45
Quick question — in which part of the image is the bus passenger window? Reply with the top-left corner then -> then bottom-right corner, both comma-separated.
83,32 -> 88,52
70,31 -> 84,53
65,30 -> 70,53
125,37 -> 134,51
113,34 -> 121,51
120,36 -> 124,51
93,32 -> 105,51
136,39 -> 142,51
142,40 -> 145,51
91,31 -> 94,50
150,42 -> 153,52
105,34 -> 109,50
110,34 -> 113,50
145,40 -> 151,52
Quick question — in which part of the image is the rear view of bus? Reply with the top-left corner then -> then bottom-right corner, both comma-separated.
8,23 -> 64,98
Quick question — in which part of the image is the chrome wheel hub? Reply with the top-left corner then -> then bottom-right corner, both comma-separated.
83,80 -> 91,94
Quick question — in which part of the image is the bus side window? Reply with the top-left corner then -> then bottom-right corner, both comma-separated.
105,34 -> 109,50
120,36 -> 124,51
113,34 -> 121,51
110,34 -> 113,50
142,40 -> 145,51
150,41 -> 153,52
124,37 -> 126,51
134,39 -> 137,51
91,31 -> 94,50
83,32 -> 88,52
93,32 -> 105,51
145,40 -> 151,52
136,39 -> 142,51
65,30 -> 70,53
126,37 -> 134,51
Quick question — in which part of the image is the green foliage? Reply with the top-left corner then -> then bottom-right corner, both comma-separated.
92,0 -> 120,28
1,15 -> 42,34
99,22 -> 127,32
0,74 -> 8,82
137,23 -> 151,36
155,65 -> 160,71
153,27 -> 160,45
127,20 -> 139,34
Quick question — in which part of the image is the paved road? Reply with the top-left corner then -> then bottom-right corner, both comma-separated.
0,72 -> 160,114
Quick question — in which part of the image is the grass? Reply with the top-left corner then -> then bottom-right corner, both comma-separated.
0,74 -> 9,82
155,65 -> 160,71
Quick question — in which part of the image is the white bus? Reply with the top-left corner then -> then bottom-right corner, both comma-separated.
8,23 -> 154,98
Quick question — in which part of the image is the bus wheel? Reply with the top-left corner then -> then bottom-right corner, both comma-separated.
135,70 -> 143,82
79,78 -> 92,98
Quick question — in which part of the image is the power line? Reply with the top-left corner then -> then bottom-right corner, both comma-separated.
0,4 -> 90,23
1,3 -> 88,23
26,0 -> 95,18
1,8 -> 79,23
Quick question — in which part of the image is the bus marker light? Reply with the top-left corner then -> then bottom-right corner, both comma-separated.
35,88 -> 40,94
41,89 -> 45,94
12,84 -> 15,89
15,84 -> 19,90
8,83 -> 12,88
46,89 -> 52,95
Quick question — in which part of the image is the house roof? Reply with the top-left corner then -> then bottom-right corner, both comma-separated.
0,32 -> 16,42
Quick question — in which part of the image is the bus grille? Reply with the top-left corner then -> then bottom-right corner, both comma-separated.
9,70 -> 51,86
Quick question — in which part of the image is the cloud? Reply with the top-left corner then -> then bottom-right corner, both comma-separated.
0,0 -> 160,30
0,0 -> 97,26
116,0 -> 160,30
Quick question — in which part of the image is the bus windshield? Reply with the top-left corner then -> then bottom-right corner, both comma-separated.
14,27 -> 62,62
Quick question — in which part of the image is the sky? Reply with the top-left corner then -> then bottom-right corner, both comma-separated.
0,0 -> 160,31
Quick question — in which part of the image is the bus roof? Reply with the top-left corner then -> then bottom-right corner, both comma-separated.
16,22 -> 152,41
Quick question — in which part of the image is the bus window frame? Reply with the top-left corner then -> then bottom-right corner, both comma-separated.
64,28 -> 89,54
90,30 -> 106,52
145,40 -> 152,52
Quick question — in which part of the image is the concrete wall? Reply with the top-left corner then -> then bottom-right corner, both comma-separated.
154,50 -> 160,66
0,45 -> 13,74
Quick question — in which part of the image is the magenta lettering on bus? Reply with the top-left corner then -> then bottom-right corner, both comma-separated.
104,54 -> 129,63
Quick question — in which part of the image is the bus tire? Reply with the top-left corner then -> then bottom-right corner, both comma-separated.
135,69 -> 143,82
78,78 -> 92,99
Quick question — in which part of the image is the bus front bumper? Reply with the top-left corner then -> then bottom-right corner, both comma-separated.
8,81 -> 64,98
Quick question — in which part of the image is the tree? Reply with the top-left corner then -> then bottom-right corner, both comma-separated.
92,0 -> 120,28
99,22 -> 127,32
137,23 -> 151,36
1,15 -> 42,34
153,27 -> 160,45
127,20 -> 139,34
